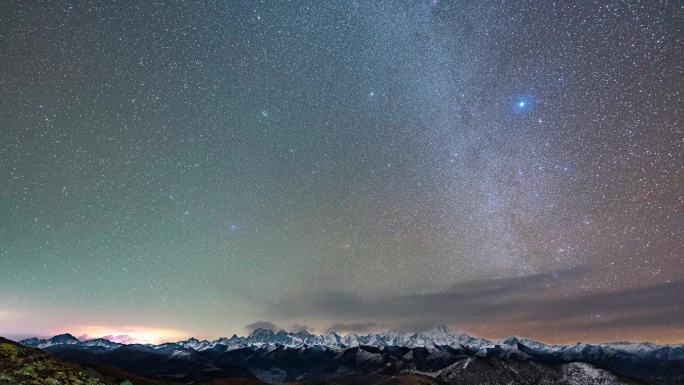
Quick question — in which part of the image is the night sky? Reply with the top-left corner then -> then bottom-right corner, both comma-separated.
1,1 -> 682,344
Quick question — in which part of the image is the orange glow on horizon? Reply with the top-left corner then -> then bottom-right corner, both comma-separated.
53,324 -> 190,344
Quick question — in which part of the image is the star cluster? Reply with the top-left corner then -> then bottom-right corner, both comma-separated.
0,1 -> 682,343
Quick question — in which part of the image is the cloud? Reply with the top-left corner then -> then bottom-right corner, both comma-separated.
102,334 -> 137,344
265,267 -> 586,320
245,320 -> 278,332
261,267 -> 684,338
290,323 -> 310,332
326,322 -> 378,333
395,319 -> 448,332
77,333 -> 136,344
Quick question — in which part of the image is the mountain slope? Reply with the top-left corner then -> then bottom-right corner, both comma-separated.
0,336 -> 127,385
297,373 -> 444,385
42,343 -> 257,383
431,357 -> 648,385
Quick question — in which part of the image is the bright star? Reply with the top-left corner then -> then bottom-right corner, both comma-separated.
513,96 -> 533,113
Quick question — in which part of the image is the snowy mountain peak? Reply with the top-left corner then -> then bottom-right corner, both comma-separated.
247,328 -> 275,340
82,338 -> 121,348
50,333 -> 79,344
20,333 -> 81,349
502,336 -> 520,346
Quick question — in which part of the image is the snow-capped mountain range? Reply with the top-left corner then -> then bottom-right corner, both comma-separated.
19,325 -> 683,361
20,325 -> 485,351
17,327 -> 684,385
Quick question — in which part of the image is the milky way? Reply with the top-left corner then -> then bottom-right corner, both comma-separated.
0,1 -> 682,343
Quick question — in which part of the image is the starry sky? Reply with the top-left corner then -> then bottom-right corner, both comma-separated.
0,1 -> 682,344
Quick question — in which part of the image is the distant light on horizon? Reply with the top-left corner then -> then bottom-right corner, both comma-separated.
62,325 -> 191,345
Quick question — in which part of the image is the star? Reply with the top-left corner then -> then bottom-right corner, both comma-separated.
513,96 -> 533,113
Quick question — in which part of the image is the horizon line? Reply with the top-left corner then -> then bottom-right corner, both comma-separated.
9,326 -> 682,347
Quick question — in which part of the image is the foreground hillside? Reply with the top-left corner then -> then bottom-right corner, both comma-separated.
0,336 -> 118,385
0,337 -> 186,385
